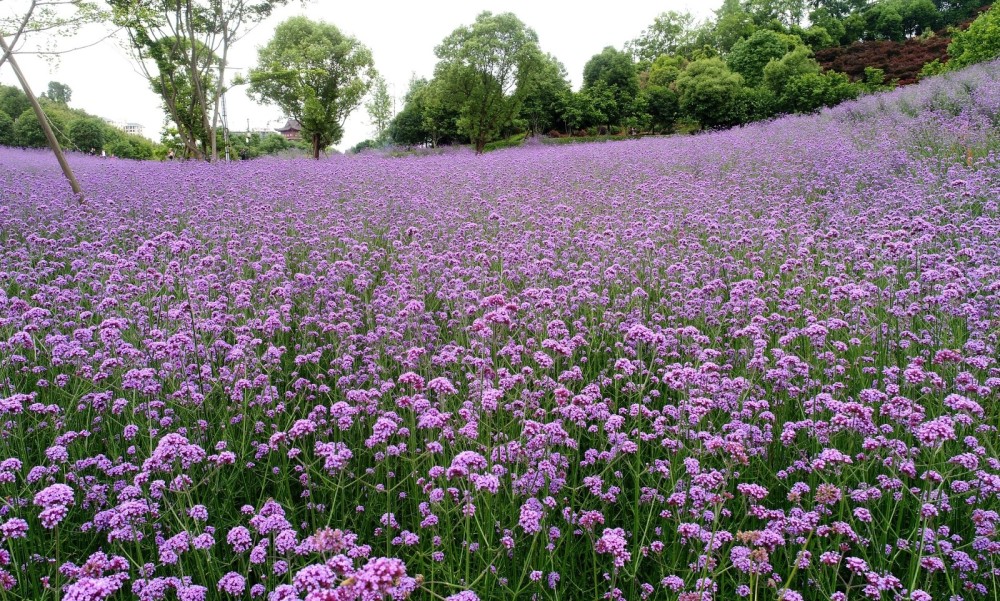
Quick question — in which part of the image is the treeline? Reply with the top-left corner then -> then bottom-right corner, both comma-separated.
0,82 -> 312,160
0,83 -> 157,159
378,0 -> 997,152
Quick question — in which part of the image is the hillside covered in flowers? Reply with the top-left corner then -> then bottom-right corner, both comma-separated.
0,61 -> 999,601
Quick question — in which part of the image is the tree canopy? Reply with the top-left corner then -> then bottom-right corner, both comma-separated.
433,11 -> 542,153
247,16 -> 376,158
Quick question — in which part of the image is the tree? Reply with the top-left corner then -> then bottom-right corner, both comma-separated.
626,11 -> 698,66
675,57 -> 747,129
0,111 -> 14,145
742,0 -> 808,27
519,52 -> 571,135
946,5 -> 1000,70
13,107 -> 68,147
727,29 -> 800,86
582,46 -> 639,130
710,0 -> 758,53
68,117 -> 105,151
365,75 -> 392,143
45,81 -> 72,103
434,11 -> 542,154
109,0 -> 290,161
0,85 -> 31,120
247,16 -> 376,158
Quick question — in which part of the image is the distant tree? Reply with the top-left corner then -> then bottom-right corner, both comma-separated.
45,81 -> 72,104
626,11 -> 698,66
388,77 -> 432,146
13,107 -> 68,148
247,16 -> 376,158
863,2 -> 905,40
365,75 -> 393,143
582,46 -> 639,129
519,53 -> 571,135
675,57 -> 747,129
68,117 -> 105,151
742,0 -> 808,27
946,5 -> 1000,70
934,0 -> 987,26
104,127 -> 155,159
760,45 -> 857,114
0,85 -> 31,120
727,29 -> 801,86
0,110 -> 13,146
434,11 -> 542,153
641,85 -> 680,133
711,0 -> 758,53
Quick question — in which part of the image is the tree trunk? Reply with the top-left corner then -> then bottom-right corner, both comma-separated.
312,133 -> 320,159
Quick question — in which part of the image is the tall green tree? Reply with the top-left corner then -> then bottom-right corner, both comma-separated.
68,117 -> 106,151
109,0 -> 289,161
727,29 -> 801,86
626,11 -> 698,67
247,16 -> 376,158
365,75 -> 392,143
45,81 -> 72,104
519,52 -> 571,135
433,11 -> 541,154
676,57 -> 747,129
582,46 -> 639,130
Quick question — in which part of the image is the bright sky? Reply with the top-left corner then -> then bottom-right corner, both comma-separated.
1,0 -> 721,151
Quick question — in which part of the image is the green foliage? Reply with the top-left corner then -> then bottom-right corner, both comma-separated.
145,36 -> 218,156
109,0 -> 289,161
520,53 -> 572,135
641,85 -> 680,133
45,81 -> 72,104
582,47 -> 639,128
0,85 -> 31,121
103,127 -> 155,160
741,0 -> 808,27
676,57 -> 747,129
248,16 -> 376,158
946,6 -> 1000,70
728,29 -> 801,86
626,11 -> 698,66
859,66 -> 895,92
646,54 -> 687,88
482,132 -> 526,152
13,108 -> 68,148
0,111 -> 14,146
365,76 -> 393,143
68,117 -> 105,152
434,11 -> 542,154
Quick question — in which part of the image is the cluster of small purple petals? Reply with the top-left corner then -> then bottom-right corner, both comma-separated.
0,61 -> 999,601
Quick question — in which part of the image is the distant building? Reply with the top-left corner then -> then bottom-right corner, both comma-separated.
275,118 -> 302,140
105,119 -> 145,138
122,123 -> 144,137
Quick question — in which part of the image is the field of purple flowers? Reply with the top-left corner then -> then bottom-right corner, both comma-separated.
1,62 -> 999,601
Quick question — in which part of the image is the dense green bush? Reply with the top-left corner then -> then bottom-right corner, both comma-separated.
0,110 -> 13,146
68,118 -> 106,152
13,108 -> 69,148
946,6 -> 1000,70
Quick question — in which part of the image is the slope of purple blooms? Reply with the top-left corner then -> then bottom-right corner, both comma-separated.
1,61 -> 999,601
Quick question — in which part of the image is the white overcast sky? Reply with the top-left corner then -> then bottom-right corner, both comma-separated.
2,0 -> 720,150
